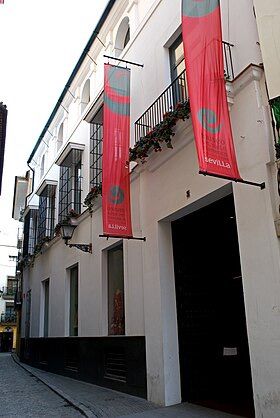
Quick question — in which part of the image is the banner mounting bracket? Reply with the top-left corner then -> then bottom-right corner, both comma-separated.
103,55 -> 144,68
199,171 -> 265,189
99,234 -> 146,241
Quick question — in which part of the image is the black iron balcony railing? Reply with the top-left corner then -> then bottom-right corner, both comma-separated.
0,313 -> 17,324
135,70 -> 188,143
1,287 -> 17,298
223,41 -> 234,81
135,41 -> 234,144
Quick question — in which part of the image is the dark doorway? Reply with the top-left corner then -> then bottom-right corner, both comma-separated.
0,332 -> 13,352
172,194 -> 255,417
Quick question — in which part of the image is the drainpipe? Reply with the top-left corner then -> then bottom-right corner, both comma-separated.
25,162 -> 35,209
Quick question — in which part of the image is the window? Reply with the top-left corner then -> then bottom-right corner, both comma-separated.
90,106 -> 103,188
5,303 -> 16,323
5,303 -> 15,316
69,266 -> 78,336
58,149 -> 82,222
23,208 -> 38,256
123,26 -> 130,49
169,34 -> 187,106
57,123 -> 64,152
81,79 -> 90,114
37,184 -> 56,243
115,17 -> 130,57
108,244 -> 125,335
169,35 -> 185,82
43,279 -> 49,337
40,155 -> 45,178
7,277 -> 17,295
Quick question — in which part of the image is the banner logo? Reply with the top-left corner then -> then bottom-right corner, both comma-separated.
182,0 -> 219,17
197,108 -> 221,134
104,66 -> 130,116
109,186 -> 124,205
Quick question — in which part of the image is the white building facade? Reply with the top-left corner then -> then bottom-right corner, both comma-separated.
0,246 -> 18,351
17,1 -> 280,417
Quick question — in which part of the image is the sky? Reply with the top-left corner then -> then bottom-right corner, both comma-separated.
0,0 -> 107,276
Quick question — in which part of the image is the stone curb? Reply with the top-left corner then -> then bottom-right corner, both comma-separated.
11,354 -> 97,418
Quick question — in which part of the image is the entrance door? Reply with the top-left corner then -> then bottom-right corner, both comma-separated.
0,332 -> 13,352
172,194 -> 254,417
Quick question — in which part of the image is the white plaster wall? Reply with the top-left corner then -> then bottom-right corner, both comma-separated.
23,206 -> 145,339
221,0 -> 262,75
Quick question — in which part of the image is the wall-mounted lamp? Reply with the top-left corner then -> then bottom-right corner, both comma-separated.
60,223 -> 92,253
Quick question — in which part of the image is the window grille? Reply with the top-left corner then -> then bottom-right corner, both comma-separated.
58,149 -> 82,222
90,123 -> 103,188
23,209 -> 38,256
90,106 -> 103,188
37,184 -> 56,243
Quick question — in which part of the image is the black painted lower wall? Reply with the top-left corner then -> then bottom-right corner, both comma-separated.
20,336 -> 147,398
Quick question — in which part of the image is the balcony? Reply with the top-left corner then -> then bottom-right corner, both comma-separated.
1,287 -> 17,300
0,313 -> 17,324
135,69 -> 188,144
134,41 -> 234,144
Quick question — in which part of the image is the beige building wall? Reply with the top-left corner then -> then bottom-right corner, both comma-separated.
253,0 -> 280,99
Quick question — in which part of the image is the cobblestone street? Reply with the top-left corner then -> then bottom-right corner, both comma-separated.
0,353 -> 82,417
0,353 -> 243,418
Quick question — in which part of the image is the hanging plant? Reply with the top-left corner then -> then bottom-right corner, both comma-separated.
54,222 -> 63,237
271,96 -> 280,160
67,209 -> 80,219
54,209 -> 81,237
129,101 -> 191,163
84,183 -> 102,213
32,236 -> 51,257
27,254 -> 35,268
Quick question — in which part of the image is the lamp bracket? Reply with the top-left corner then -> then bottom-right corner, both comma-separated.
65,242 -> 92,253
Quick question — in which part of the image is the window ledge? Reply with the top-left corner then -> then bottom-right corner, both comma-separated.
55,142 -> 85,166
22,204 -> 38,219
35,179 -> 58,196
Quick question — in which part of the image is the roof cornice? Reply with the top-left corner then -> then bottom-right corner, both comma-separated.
27,0 -> 116,164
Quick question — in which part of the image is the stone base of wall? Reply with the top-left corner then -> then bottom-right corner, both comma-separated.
20,336 -> 147,398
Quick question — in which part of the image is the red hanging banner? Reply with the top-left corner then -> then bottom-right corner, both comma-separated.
182,0 -> 241,180
102,64 -> 132,237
